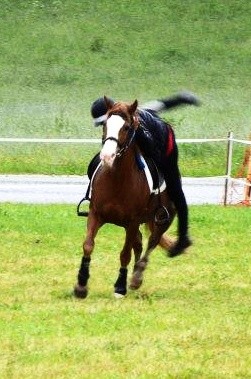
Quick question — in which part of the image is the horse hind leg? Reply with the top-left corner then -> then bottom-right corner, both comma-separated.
133,229 -> 143,271
130,222 -> 168,290
147,219 -> 174,250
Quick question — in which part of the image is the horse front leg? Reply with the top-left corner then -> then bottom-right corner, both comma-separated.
74,213 -> 102,299
114,224 -> 140,298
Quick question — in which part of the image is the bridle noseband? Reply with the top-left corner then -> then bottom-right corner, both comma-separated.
102,121 -> 135,158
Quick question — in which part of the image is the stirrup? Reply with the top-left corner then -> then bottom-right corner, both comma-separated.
77,197 -> 90,217
154,205 -> 170,225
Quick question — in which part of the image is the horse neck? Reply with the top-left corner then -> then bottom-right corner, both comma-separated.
114,142 -> 137,177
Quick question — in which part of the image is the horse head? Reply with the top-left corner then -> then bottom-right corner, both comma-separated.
100,97 -> 139,167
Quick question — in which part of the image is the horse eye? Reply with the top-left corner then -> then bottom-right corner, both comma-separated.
124,125 -> 130,131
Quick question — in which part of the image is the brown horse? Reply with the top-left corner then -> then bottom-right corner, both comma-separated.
74,97 -> 176,298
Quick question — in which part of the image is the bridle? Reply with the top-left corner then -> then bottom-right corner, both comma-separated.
102,117 -> 136,158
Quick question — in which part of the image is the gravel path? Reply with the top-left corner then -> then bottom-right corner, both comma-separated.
0,174 -> 236,205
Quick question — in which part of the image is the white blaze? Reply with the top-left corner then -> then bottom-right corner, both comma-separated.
100,115 -> 125,167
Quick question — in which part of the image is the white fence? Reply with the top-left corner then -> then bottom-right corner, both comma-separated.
0,133 -> 251,205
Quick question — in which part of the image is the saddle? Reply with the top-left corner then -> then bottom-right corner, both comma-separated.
135,154 -> 165,194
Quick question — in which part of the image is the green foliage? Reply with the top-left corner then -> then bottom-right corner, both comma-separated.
0,0 -> 250,174
1,204 -> 251,378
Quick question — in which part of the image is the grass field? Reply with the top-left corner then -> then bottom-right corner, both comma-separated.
0,0 -> 251,175
1,2 -> 251,377
1,204 -> 251,378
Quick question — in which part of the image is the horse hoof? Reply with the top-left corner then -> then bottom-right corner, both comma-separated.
129,276 -> 143,290
114,292 -> 126,299
73,285 -> 88,299
114,287 -> 127,298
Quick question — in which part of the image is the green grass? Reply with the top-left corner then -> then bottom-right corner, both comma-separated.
1,5 -> 250,377
0,0 -> 251,175
0,140 -> 245,177
1,203 -> 251,378
0,143 -> 100,175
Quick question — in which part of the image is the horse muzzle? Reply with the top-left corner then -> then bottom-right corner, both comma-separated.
100,137 -> 119,167
100,150 -> 116,167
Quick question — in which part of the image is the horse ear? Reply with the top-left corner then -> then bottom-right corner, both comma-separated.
129,99 -> 138,114
104,95 -> 114,110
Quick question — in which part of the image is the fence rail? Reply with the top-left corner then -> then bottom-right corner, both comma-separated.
0,137 -> 101,144
1,136 -> 251,144
1,133 -> 250,204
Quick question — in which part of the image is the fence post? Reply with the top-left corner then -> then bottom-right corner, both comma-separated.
224,131 -> 233,205
244,147 -> 251,205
